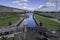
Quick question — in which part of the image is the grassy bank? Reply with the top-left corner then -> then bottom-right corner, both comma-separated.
34,13 -> 56,18
0,14 -> 20,26
35,14 -> 60,30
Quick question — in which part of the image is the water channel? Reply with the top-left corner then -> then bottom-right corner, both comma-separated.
18,12 -> 37,27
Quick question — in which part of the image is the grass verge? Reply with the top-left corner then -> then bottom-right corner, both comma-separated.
0,14 -> 20,26
35,14 -> 60,30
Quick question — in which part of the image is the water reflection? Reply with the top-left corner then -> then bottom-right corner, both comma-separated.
19,13 -> 37,27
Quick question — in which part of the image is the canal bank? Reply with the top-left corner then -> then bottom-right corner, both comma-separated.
16,17 -> 26,27
33,13 -> 39,26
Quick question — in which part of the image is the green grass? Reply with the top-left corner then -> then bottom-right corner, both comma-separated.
35,14 -> 60,30
0,37 -> 14,40
0,14 -> 20,26
6,37 -> 14,40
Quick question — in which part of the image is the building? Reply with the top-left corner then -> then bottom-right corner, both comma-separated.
0,5 -> 26,14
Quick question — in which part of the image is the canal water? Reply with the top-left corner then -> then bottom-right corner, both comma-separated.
18,13 -> 37,27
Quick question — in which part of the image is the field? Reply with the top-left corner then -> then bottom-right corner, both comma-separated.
0,14 -> 20,26
35,14 -> 60,30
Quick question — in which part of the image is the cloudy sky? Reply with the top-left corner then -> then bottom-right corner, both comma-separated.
0,0 -> 60,11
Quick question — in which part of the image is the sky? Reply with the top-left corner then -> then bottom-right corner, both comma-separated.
0,0 -> 60,11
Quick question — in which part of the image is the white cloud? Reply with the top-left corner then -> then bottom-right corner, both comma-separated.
18,3 -> 27,6
18,4 -> 22,6
39,5 -> 44,8
27,8 -> 35,11
46,2 -> 55,7
49,0 -> 60,4
18,3 -> 28,9
22,0 -> 28,2
18,0 -> 28,2
23,3 -> 28,6
39,2 -> 55,9
28,8 -> 31,9
23,7 -> 27,9
12,0 -> 28,9
12,1 -> 20,4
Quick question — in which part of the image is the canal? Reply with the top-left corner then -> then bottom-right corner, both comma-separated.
18,13 -> 37,27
